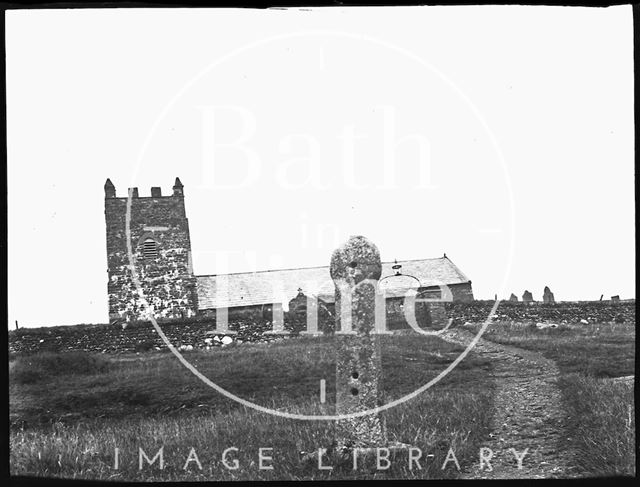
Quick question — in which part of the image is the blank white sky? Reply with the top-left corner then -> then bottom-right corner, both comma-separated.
6,6 -> 635,327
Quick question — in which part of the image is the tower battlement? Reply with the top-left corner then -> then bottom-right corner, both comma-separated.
104,178 -> 185,199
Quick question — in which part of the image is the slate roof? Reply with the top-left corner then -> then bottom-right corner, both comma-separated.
196,256 -> 470,310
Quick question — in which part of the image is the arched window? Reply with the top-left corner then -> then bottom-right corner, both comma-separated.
142,238 -> 159,259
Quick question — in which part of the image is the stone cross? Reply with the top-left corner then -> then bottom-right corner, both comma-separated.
330,235 -> 386,449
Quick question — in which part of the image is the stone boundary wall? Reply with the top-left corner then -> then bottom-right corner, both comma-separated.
446,300 -> 635,325
8,318 -> 308,355
8,301 -> 635,355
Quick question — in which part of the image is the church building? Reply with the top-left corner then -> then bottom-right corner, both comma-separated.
104,178 -> 474,323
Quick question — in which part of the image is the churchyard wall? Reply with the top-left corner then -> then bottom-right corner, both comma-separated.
9,301 -> 635,355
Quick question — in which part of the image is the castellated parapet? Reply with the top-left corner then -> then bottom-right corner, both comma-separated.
104,178 -> 197,323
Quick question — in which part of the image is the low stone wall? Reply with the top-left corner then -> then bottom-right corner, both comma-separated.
445,300 -> 635,326
8,301 -> 635,355
8,319 -> 304,355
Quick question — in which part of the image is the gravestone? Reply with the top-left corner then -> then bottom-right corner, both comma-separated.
543,286 -> 555,304
509,293 -> 518,302
522,290 -> 533,303
288,289 -> 307,320
288,288 -> 313,334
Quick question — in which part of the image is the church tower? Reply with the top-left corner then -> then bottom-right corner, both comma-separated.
104,178 -> 197,323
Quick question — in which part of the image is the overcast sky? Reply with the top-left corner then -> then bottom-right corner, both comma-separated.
6,6 -> 634,327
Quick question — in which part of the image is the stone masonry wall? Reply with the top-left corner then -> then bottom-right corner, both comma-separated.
9,301 -> 634,355
104,180 -> 197,322
445,300 -> 636,325
448,282 -> 475,302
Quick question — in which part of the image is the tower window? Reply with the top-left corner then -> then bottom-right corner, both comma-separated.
142,238 -> 159,259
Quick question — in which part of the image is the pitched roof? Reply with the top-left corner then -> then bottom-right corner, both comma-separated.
196,256 -> 470,310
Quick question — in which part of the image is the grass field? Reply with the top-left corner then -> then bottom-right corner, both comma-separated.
10,334 -> 496,480
476,322 -> 635,378
10,322 -> 635,480
471,321 -> 635,477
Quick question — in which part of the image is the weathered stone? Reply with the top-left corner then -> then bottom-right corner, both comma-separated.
611,295 -> 620,302
509,293 -> 518,302
536,322 -> 559,329
330,235 -> 385,448
104,178 -> 197,323
522,290 -> 534,303
428,302 -> 447,327
543,286 -> 555,304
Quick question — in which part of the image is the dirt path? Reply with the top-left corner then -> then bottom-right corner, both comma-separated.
440,328 -> 579,479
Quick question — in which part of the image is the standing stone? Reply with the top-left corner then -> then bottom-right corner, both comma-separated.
300,236 -> 410,469
611,295 -> 620,302
522,290 -> 533,303
542,286 -> 555,304
330,235 -> 386,449
509,293 -> 518,302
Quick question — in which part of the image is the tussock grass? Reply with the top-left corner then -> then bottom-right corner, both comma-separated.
558,374 -> 635,476
10,389 -> 493,481
11,335 -> 492,426
10,334 -> 495,480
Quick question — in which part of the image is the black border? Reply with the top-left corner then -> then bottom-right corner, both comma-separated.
1,2 -> 637,486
